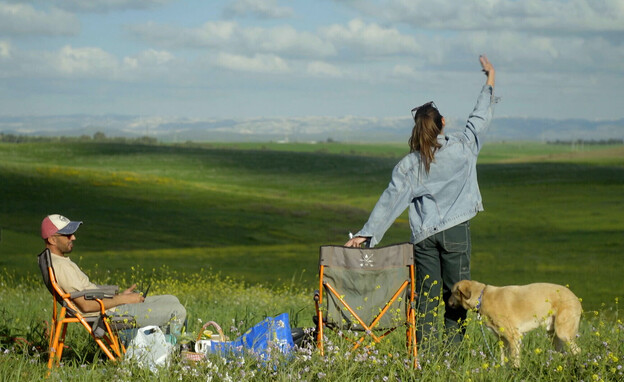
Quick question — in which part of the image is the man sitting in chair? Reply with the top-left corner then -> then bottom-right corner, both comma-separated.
41,214 -> 186,334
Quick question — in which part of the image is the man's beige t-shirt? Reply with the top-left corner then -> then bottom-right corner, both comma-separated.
50,253 -> 98,293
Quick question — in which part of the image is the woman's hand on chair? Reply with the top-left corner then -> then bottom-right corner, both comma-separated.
344,236 -> 367,247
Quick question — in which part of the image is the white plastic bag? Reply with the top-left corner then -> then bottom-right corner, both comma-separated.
125,325 -> 173,372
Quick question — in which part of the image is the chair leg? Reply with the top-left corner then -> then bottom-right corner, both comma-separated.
46,320 -> 55,358
56,323 -> 70,366
407,308 -> 419,369
76,319 -> 118,361
102,319 -> 123,358
94,338 -> 117,361
317,311 -> 324,356
47,321 -> 67,370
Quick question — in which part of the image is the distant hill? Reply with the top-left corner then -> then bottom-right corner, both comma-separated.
1,114 -> 622,143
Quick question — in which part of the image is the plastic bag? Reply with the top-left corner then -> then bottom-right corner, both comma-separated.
124,325 -> 174,372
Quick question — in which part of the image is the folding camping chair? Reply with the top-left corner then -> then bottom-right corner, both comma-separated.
314,242 -> 418,368
37,248 -> 135,371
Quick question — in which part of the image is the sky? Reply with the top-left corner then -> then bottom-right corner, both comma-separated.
1,0 -> 623,123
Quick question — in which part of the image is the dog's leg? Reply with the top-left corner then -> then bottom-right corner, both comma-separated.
499,337 -> 508,365
553,307 -> 582,355
553,334 -> 581,355
503,330 -> 522,368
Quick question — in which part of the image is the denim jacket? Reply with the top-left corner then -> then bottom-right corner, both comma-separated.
356,85 -> 497,246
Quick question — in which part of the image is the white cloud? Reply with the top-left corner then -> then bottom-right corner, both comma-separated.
52,45 -> 118,76
129,21 -> 336,58
122,49 -> 176,76
224,0 -> 294,19
0,43 -> 181,82
0,2 -> 79,36
130,21 -> 238,48
392,64 -> 419,79
41,0 -> 174,13
343,0 -> 624,33
0,40 -> 11,59
240,25 -> 336,57
214,52 -> 290,73
307,61 -> 343,78
440,30 -> 624,74
321,19 -> 421,56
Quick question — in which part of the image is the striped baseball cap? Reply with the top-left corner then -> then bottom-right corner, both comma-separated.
41,214 -> 83,239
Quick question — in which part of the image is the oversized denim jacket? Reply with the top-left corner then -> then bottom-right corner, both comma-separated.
356,85 -> 497,247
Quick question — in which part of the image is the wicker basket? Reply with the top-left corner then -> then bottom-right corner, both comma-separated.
196,321 -> 227,342
180,321 -> 226,363
181,350 -> 205,362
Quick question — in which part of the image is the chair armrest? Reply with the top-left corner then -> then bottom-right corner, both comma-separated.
70,288 -> 117,300
96,284 -> 120,294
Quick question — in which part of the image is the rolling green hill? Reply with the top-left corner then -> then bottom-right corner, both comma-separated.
1,141 -> 622,312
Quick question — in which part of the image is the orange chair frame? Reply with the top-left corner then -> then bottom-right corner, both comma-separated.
38,249 -> 129,372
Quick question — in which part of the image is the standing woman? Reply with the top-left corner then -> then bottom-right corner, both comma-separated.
345,55 -> 497,350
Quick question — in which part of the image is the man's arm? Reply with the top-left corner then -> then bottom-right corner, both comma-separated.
72,284 -> 144,313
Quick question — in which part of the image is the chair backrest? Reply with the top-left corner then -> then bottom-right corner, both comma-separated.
38,249 -> 58,299
319,243 -> 414,330
38,248 -> 81,316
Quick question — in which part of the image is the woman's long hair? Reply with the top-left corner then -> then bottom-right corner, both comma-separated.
409,102 -> 444,174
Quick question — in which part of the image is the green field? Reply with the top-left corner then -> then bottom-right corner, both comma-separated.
1,140 -> 623,380
1,141 -> 623,311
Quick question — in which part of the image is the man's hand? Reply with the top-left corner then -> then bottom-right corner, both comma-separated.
122,284 -> 137,294
121,284 -> 144,304
479,55 -> 495,87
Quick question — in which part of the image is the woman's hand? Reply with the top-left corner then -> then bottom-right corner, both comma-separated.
344,236 -> 368,247
479,55 -> 495,87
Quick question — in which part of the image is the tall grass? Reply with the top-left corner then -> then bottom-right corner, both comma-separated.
0,266 -> 622,381
0,141 -> 623,380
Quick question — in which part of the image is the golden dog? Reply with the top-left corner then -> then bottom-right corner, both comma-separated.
448,280 -> 582,367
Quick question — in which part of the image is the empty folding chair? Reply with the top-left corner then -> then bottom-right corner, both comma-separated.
314,242 -> 418,368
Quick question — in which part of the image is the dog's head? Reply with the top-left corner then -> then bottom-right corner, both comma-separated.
448,280 -> 485,310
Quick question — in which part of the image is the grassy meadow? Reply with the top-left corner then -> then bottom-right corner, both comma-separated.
0,139 -> 623,381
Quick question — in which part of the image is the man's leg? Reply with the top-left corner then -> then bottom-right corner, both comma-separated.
440,221 -> 471,345
115,295 -> 186,333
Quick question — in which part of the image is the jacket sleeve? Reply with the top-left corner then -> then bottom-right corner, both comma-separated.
462,84 -> 497,154
355,156 -> 417,247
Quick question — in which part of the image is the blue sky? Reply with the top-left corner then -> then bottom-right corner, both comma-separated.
1,0 -> 623,124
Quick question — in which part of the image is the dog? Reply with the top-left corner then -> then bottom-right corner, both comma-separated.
448,280 -> 582,367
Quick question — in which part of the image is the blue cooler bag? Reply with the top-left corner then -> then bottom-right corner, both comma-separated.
210,313 -> 294,360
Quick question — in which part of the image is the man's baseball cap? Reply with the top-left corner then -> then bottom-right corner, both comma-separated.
41,214 -> 83,239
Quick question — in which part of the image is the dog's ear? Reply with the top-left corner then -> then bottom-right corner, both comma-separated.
458,281 -> 472,300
